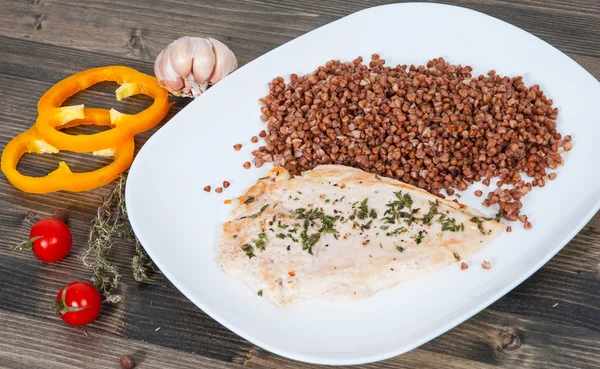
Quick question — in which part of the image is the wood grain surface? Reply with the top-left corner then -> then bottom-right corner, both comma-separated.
0,1 -> 598,368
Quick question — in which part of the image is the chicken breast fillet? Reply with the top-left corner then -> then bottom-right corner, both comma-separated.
218,165 -> 504,306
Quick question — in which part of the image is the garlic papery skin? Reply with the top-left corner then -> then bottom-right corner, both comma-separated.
190,38 -> 215,85
155,44 -> 184,92
208,38 -> 238,85
154,36 -> 237,98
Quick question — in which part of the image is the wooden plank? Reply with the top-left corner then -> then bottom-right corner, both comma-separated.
496,0 -> 600,14
0,309 -> 242,369
2,295 -> 599,369
420,309 -> 600,368
0,0 -> 316,67
246,0 -> 600,62
237,346 -> 500,369
0,0 -> 598,65
0,247 -> 254,363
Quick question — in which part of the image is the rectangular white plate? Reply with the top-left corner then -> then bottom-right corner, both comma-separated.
125,3 -> 600,365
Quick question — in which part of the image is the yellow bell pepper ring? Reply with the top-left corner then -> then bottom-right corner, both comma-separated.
34,66 -> 171,152
1,108 -> 134,194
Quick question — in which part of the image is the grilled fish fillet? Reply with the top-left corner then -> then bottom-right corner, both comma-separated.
218,165 -> 504,306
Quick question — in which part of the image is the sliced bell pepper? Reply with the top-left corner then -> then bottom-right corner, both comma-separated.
34,66 -> 170,152
1,108 -> 134,194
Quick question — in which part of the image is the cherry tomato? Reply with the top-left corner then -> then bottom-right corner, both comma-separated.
55,282 -> 102,326
30,218 -> 72,262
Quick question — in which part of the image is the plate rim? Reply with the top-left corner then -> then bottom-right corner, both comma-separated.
126,2 -> 600,365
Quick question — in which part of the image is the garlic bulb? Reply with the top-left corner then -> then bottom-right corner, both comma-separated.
154,36 -> 238,98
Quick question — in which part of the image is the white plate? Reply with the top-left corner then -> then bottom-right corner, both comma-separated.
126,3 -> 600,365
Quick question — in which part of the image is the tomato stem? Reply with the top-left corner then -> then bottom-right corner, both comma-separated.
54,285 -> 89,316
12,236 -> 43,252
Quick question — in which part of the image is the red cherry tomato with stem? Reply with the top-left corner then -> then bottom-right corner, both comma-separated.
14,218 -> 72,262
55,282 -> 102,326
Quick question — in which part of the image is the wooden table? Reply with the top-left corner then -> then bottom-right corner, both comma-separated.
1,1 -> 598,368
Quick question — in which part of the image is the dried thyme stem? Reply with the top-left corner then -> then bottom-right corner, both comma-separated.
132,237 -> 155,282
83,174 -> 157,304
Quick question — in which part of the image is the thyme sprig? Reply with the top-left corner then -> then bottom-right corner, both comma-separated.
422,200 -> 440,224
295,207 -> 340,254
357,198 -> 370,220
240,204 -> 269,219
382,191 -> 415,225
437,214 -> 463,232
469,212 -> 502,234
83,175 -> 157,304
